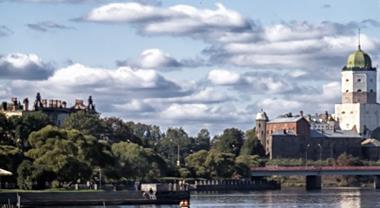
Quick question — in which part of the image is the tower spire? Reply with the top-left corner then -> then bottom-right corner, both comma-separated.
358,28 -> 361,50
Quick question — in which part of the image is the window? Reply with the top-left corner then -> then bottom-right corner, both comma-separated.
258,123 -> 261,128
346,90 -> 349,92
342,111 -> 345,114
358,89 -> 362,92
370,89 -> 374,93
346,79 -> 349,82
358,79 -> 361,82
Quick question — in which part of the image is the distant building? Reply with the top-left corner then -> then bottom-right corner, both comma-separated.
335,44 -> 380,135
0,92 -> 96,126
255,112 -> 363,160
254,42 -> 380,161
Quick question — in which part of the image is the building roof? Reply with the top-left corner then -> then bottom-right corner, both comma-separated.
256,111 -> 269,121
267,116 -> 303,124
310,129 -> 362,139
362,138 -> 380,147
345,47 -> 373,70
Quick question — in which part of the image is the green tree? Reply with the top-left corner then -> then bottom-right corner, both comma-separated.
26,125 -> 111,186
185,150 -> 209,178
234,155 -> 260,177
112,142 -> 167,180
157,128 -> 195,167
9,111 -> 50,149
205,150 -> 235,178
194,129 -> 210,151
103,117 -> 142,144
336,153 -> 363,166
63,111 -> 106,138
126,122 -> 162,147
212,128 -> 244,155
240,129 -> 265,156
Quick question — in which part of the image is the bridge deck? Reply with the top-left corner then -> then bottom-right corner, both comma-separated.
251,166 -> 380,176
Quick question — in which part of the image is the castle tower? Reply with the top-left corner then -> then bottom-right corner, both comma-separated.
255,110 -> 268,149
335,39 -> 380,134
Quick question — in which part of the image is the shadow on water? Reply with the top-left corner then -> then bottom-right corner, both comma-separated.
56,188 -> 380,208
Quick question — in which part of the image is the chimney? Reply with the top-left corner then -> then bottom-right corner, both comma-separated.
23,98 -> 29,111
42,99 -> 47,108
300,110 -> 304,117
2,102 -> 7,111
11,97 -> 17,111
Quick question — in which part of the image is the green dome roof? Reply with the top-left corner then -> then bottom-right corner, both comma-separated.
346,47 -> 372,69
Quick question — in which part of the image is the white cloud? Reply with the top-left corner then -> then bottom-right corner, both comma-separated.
138,48 -> 181,69
0,53 -> 53,80
10,63 -> 191,111
160,103 -> 240,123
208,69 -> 241,85
113,99 -> 155,112
83,2 -> 251,39
83,2 -> 380,70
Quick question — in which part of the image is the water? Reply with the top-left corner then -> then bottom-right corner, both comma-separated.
59,188 -> 380,208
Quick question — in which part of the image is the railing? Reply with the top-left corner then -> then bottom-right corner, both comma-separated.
251,166 -> 380,172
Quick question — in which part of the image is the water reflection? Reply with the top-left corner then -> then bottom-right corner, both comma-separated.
57,188 -> 380,208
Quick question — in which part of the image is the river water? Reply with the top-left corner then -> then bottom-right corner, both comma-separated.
61,188 -> 380,208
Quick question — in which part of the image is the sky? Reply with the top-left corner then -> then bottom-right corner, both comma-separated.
1,0 -> 380,136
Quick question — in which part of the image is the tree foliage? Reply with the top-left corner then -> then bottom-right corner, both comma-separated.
212,128 -> 244,156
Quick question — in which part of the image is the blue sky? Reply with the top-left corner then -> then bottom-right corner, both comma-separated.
1,0 -> 380,135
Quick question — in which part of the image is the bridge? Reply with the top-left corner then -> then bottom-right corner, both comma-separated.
251,166 -> 380,190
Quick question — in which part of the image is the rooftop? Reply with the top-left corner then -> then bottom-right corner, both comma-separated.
310,129 -> 362,139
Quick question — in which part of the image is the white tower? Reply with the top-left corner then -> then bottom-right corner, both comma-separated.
335,40 -> 380,134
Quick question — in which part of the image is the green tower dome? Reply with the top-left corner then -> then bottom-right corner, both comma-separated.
346,47 -> 372,69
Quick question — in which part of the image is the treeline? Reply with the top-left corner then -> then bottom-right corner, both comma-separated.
0,111 -> 265,190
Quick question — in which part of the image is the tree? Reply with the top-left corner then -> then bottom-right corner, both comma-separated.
194,129 -> 210,151
25,125 -> 111,186
157,128 -> 195,167
234,155 -> 260,178
63,111 -> 106,138
126,122 -> 162,147
103,117 -> 141,144
212,128 -> 244,155
112,142 -> 167,180
205,150 -> 235,178
240,130 -> 265,156
9,111 -> 50,149
336,153 -> 363,166
185,150 -> 209,178
0,113 -> 14,145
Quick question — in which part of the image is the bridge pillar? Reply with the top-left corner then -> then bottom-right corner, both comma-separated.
306,175 -> 321,191
373,176 -> 380,189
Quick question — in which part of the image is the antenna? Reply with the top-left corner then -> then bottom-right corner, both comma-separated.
358,28 -> 361,50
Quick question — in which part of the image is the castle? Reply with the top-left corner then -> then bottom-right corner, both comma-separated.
0,92 -> 96,126
255,42 -> 380,160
